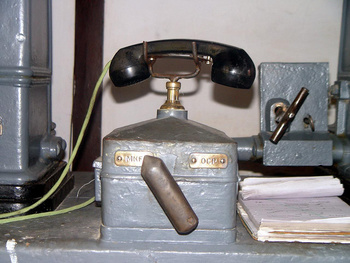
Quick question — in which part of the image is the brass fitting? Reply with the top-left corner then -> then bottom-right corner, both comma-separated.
160,81 -> 185,110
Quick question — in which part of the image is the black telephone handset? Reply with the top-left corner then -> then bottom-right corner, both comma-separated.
109,39 -> 255,89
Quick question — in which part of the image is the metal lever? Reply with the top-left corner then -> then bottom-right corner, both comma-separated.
270,87 -> 309,144
141,155 -> 198,235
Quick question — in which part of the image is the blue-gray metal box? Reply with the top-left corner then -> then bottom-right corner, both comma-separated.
0,76 -> 62,184
259,63 -> 333,166
0,0 -> 65,185
0,0 -> 51,78
100,116 -> 238,244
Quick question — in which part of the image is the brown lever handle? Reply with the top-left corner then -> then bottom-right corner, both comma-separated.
270,87 -> 309,144
141,155 -> 198,235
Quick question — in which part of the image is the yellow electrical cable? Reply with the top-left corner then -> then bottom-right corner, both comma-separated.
0,61 -> 111,224
0,197 -> 95,224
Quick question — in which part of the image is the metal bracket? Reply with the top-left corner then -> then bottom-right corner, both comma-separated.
143,41 -> 205,82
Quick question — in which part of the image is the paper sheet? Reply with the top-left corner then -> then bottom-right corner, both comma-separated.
240,176 -> 344,200
238,176 -> 350,243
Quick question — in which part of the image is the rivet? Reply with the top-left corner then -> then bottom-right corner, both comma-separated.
16,33 -> 26,42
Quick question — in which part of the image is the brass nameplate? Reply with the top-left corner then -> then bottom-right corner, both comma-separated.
189,153 -> 228,169
115,151 -> 153,167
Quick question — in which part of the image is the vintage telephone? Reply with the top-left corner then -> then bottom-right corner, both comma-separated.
1,1 -> 350,261
96,37 -> 350,244
95,39 -> 255,243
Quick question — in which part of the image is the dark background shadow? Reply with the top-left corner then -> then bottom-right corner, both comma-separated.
213,82 -> 255,109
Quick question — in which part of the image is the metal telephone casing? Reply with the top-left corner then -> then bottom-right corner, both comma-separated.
98,115 -> 239,244
96,39 -> 255,243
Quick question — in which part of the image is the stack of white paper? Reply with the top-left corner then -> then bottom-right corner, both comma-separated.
237,176 -> 350,243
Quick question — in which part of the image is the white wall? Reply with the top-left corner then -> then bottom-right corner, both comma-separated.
52,0 -> 75,156
52,0 -> 343,159
102,0 -> 342,138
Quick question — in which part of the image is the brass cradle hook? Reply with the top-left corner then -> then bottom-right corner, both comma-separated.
143,41 -> 204,110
